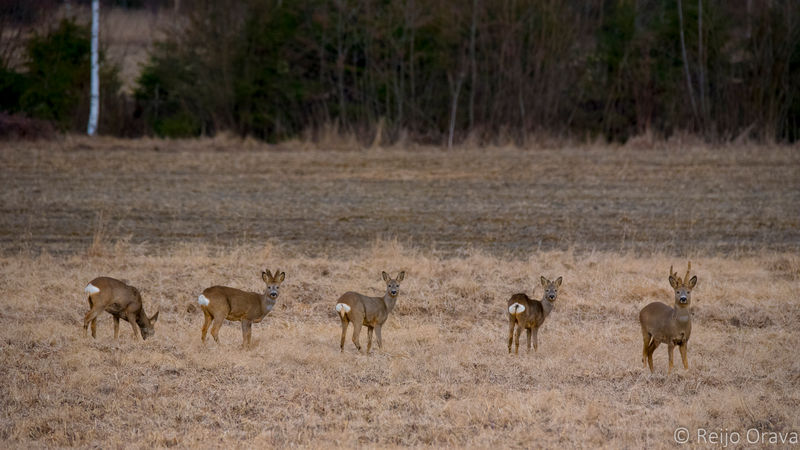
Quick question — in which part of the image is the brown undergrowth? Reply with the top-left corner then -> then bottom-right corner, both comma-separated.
1,242 -> 798,447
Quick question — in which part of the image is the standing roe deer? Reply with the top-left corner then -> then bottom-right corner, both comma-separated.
507,276 -> 562,354
198,269 -> 284,348
335,271 -> 405,354
83,277 -> 159,340
639,262 -> 697,373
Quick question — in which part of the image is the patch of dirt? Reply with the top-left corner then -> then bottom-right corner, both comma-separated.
1,143 -> 798,256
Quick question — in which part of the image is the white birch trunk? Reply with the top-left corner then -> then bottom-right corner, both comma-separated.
87,0 -> 99,136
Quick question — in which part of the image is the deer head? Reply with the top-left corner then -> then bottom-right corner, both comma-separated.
262,269 -> 285,300
540,276 -> 562,302
668,261 -> 697,307
382,271 -> 405,298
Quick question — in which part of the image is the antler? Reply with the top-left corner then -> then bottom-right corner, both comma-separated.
669,265 -> 679,283
683,261 -> 692,286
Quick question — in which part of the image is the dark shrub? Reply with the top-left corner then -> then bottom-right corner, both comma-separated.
0,112 -> 55,140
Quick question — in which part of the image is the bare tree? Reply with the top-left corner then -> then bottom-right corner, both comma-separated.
468,0 -> 478,132
698,0 -> 707,124
677,0 -> 699,127
87,0 -> 99,136
448,71 -> 465,149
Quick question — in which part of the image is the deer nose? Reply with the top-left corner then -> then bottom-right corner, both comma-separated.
679,296 -> 687,303
270,292 -> 278,298
390,290 -> 397,296
548,294 -> 555,300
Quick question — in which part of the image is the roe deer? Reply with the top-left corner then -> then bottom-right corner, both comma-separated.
335,271 -> 405,354
507,276 -> 562,354
639,262 -> 697,373
83,277 -> 159,340
198,269 -> 284,348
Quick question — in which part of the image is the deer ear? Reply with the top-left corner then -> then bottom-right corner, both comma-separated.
277,271 -> 285,283
397,271 -> 405,281
555,276 -> 562,287
669,276 -> 678,289
687,275 -> 697,288
263,270 -> 272,283
540,276 -> 548,287
150,310 -> 159,323
382,271 -> 389,282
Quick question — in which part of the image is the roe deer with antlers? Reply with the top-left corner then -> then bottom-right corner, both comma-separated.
639,262 -> 697,373
198,269 -> 284,348
335,271 -> 405,354
507,276 -> 562,354
83,277 -> 159,340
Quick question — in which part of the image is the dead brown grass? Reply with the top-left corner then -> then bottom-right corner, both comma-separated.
0,243 -> 799,447
0,140 -> 798,447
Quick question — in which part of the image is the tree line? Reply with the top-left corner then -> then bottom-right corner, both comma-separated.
2,0 -> 799,144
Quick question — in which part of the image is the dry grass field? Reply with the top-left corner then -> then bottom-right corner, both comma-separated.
1,138 -> 799,448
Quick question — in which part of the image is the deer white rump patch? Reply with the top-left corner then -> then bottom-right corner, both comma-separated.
335,303 -> 351,314
508,303 -> 525,314
85,283 -> 100,295
198,294 -> 210,306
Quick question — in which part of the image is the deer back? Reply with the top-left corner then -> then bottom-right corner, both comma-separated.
338,291 -> 390,325
88,277 -> 142,314
639,301 -> 692,343
203,286 -> 271,321
507,293 -> 545,326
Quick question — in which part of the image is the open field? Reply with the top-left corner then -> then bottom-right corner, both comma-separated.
1,138 -> 799,256
0,139 -> 799,447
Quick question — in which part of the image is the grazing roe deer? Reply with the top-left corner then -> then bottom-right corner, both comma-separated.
83,277 -> 159,340
198,269 -> 284,347
507,276 -> 562,354
335,271 -> 405,354
639,262 -> 697,373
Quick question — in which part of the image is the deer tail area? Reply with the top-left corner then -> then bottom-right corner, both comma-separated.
508,302 -> 525,315
198,294 -> 210,306
335,303 -> 351,319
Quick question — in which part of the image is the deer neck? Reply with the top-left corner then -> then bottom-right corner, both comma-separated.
260,291 -> 276,316
673,304 -> 692,327
540,296 -> 554,319
382,292 -> 399,314
134,309 -> 150,329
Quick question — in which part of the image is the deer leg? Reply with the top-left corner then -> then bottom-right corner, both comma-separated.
126,313 -> 140,340
646,341 -> 659,373
667,342 -> 675,374
90,317 -> 97,338
366,326 -> 374,354
375,325 -> 383,349
339,317 -> 349,352
210,316 -> 225,344
241,320 -> 252,349
532,327 -> 539,352
113,316 -> 120,339
83,307 -> 100,335
507,319 -> 515,353
514,326 -> 522,355
83,306 -> 103,338
642,333 -> 651,368
201,310 -> 212,344
526,327 -> 532,351
679,343 -> 689,369
85,297 -> 96,338
351,321 -> 363,352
